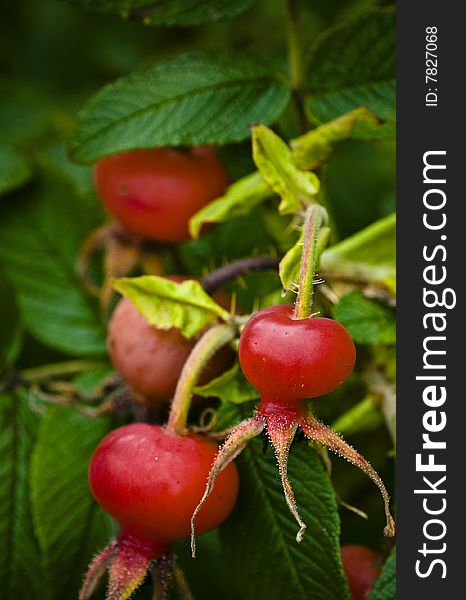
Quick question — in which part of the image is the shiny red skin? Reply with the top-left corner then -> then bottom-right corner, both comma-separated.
341,545 -> 382,600
238,304 -> 356,401
107,296 -> 233,406
94,146 -> 229,242
89,424 -> 239,545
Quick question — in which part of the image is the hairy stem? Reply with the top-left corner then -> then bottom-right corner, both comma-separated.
293,205 -> 325,319
166,324 -> 236,435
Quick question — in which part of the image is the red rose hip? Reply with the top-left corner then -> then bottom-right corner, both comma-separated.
89,423 -> 239,544
341,545 -> 383,600
81,424 -> 238,599
238,304 -> 356,401
94,146 -> 229,242
107,296 -> 232,407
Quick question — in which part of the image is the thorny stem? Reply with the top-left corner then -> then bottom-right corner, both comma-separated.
293,205 -> 326,319
166,324 -> 236,435
199,256 -> 279,295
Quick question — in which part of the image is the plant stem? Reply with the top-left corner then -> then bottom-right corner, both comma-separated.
200,256 -> 279,295
18,359 -> 105,383
293,205 -> 324,319
285,0 -> 306,132
166,324 -> 236,435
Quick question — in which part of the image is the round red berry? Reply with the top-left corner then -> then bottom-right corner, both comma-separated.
89,423 -> 239,545
94,146 -> 229,242
238,304 -> 356,401
341,545 -> 383,600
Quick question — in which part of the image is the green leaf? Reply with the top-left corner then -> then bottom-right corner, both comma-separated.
0,163 -> 107,356
291,108 -> 380,170
321,213 -> 396,292
221,437 -> 350,600
279,225 -> 330,292
334,291 -> 396,345
0,274 -> 22,371
0,139 -> 32,196
114,275 -> 230,338
70,50 -> 291,163
367,548 -> 396,600
189,172 -> 272,239
30,406 -> 116,600
194,363 -> 258,404
331,395 -> 384,436
305,8 -> 396,140
0,390 -> 45,599
63,0 -> 256,26
252,125 -> 319,214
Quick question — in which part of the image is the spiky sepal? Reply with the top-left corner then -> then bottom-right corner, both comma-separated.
80,532 -> 168,600
190,396 -> 395,559
299,415 -> 395,537
191,414 -> 265,556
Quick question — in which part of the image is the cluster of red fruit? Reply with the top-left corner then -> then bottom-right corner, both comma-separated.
81,146 -> 388,600
81,147 -> 240,600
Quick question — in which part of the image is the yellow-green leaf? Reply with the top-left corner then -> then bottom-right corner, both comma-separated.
291,108 -> 380,170
321,213 -> 396,291
189,172 -> 271,239
114,276 -> 230,338
252,124 -> 319,214
194,363 -> 258,404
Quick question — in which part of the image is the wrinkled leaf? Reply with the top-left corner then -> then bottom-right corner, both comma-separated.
305,8 -> 396,140
194,363 -> 258,404
0,391 -> 45,599
70,50 -> 291,163
321,213 -> 396,292
334,291 -> 396,345
63,0 -> 256,26
114,275 -> 230,338
0,163 -> 107,356
30,406 -> 116,600
221,436 -> 350,600
367,548 -> 396,600
0,139 -> 32,196
252,124 -> 319,214
291,108 -> 380,170
189,172 -> 272,240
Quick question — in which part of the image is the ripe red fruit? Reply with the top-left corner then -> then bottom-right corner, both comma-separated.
193,304 -> 394,550
238,304 -> 356,402
94,146 -> 229,242
82,424 -> 238,600
107,296 -> 232,406
341,545 -> 383,600
89,424 -> 239,545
